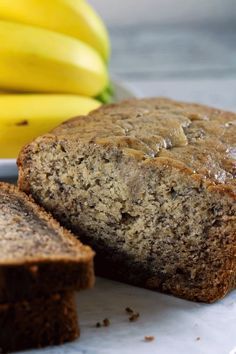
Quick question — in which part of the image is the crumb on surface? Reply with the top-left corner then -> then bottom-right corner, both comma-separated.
129,312 -> 140,322
196,336 -> 200,341
144,336 -> 155,342
95,319 -> 110,327
125,307 -> 134,314
103,318 -> 110,327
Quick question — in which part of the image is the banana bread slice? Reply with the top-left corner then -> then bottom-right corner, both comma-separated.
18,97 -> 236,303
0,291 -> 79,353
0,183 -> 94,303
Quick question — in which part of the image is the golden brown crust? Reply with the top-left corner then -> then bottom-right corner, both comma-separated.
0,291 -> 79,352
18,97 -> 236,199
0,182 -> 95,303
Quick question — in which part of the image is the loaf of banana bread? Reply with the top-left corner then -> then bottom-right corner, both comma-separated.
0,182 -> 94,303
0,291 -> 79,353
18,98 -> 236,303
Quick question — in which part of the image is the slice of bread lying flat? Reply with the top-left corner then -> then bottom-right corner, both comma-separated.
0,182 -> 94,303
18,97 -> 236,303
0,291 -> 79,353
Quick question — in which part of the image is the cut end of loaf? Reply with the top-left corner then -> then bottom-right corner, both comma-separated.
18,138 -> 236,302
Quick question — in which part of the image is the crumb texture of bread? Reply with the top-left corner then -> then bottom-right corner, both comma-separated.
0,183 -> 92,260
0,183 -> 94,303
0,291 -> 79,353
18,98 -> 236,303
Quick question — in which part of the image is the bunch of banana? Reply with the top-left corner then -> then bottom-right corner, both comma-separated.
0,0 -> 110,158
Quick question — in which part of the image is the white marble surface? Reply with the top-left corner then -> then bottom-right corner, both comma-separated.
19,278 -> 236,354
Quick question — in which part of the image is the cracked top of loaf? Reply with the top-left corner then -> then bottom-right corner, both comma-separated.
51,98 -> 235,191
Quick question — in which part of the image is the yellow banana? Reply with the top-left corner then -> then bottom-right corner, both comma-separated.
0,20 -> 108,96
0,94 -> 100,158
0,0 -> 110,61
